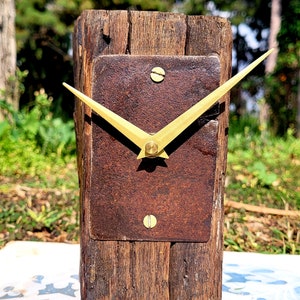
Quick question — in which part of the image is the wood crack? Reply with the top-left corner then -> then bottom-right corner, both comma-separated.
126,10 -> 132,54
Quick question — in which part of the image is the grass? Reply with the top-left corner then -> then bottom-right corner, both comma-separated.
0,111 -> 299,253
226,130 -> 300,210
224,115 -> 300,254
0,137 -> 79,248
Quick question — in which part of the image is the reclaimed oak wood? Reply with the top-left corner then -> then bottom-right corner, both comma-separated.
73,10 -> 232,299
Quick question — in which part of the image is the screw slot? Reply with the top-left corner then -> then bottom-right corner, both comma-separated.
150,67 -> 165,83
143,215 -> 157,229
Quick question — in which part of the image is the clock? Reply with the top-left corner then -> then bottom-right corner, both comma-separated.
64,49 -> 272,242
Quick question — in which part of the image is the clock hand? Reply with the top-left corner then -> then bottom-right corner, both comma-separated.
63,83 -> 169,159
137,48 -> 274,159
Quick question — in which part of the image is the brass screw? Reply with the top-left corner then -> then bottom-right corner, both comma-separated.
143,215 -> 157,229
145,141 -> 158,156
150,67 -> 165,83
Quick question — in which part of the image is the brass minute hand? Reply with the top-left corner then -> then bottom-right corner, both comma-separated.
137,49 -> 274,159
63,83 -> 169,158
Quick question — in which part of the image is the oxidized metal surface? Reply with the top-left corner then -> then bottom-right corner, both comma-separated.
89,55 -> 220,242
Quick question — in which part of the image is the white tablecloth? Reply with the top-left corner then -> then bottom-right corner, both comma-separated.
0,241 -> 299,299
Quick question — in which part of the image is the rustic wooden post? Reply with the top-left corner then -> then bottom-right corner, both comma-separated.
73,10 -> 232,299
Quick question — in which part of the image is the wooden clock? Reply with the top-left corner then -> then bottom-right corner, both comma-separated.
68,10 -> 272,299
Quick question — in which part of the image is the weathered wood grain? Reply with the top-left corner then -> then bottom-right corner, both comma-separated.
169,16 -> 232,299
73,10 -> 232,299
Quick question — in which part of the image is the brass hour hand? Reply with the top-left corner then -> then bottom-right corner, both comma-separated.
63,83 -> 169,159
137,49 -> 274,159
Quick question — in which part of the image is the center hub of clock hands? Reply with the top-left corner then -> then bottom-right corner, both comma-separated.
145,141 -> 159,156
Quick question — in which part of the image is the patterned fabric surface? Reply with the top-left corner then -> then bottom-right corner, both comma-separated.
0,241 -> 299,299
222,251 -> 300,300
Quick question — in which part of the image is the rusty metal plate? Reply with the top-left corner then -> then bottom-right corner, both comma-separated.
89,55 -> 220,242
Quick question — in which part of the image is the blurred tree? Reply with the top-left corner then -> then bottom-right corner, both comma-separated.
15,0 -> 174,118
0,0 -> 17,120
259,0 -> 281,136
265,0 -> 281,74
265,0 -> 300,136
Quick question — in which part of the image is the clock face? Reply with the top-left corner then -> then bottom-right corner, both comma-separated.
89,55 -> 220,242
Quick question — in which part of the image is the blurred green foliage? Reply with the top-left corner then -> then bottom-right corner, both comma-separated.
227,114 -> 300,210
0,187 -> 79,248
225,114 -> 300,254
0,88 -> 76,157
